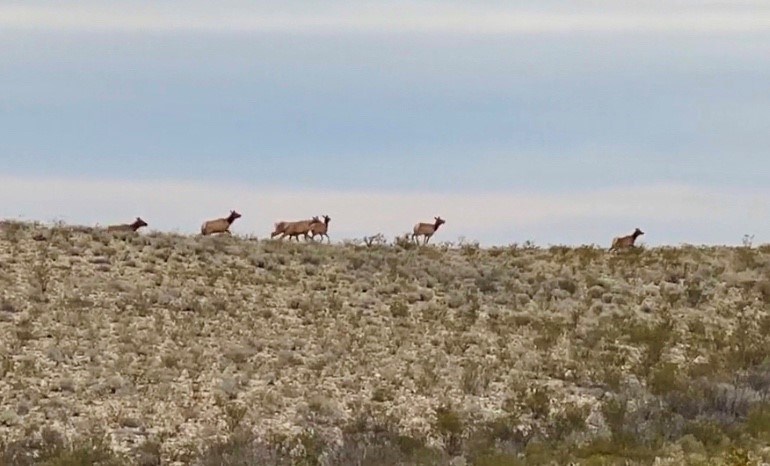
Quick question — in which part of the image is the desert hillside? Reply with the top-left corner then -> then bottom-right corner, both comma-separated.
1,221 -> 769,465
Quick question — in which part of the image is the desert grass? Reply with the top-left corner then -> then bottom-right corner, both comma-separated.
1,221 -> 770,465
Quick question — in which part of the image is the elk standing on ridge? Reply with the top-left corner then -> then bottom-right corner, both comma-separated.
412,216 -> 446,245
272,216 -> 321,241
201,210 -> 241,236
309,215 -> 331,243
107,217 -> 148,233
610,227 -> 644,251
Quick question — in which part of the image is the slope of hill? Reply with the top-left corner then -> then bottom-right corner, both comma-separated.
1,222 -> 769,465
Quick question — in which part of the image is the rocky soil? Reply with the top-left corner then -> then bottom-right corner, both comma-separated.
1,221 -> 770,465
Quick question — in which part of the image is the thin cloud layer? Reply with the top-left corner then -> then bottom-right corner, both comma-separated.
0,175 -> 766,246
2,3 -> 770,34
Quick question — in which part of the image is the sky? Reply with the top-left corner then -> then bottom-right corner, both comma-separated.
1,1 -> 769,246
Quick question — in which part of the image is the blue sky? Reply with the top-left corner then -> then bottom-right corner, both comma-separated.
1,1 -> 769,245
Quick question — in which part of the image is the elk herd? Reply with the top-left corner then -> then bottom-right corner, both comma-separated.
269,215 -> 331,242
103,211 -> 645,250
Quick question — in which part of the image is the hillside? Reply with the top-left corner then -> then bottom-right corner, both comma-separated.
1,221 -> 770,465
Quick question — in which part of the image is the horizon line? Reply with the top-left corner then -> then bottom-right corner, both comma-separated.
0,174 -> 767,247
0,217 -> 763,250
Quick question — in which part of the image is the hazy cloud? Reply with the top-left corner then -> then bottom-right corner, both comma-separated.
2,2 -> 770,34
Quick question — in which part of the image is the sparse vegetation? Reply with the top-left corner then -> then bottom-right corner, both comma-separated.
1,221 -> 770,464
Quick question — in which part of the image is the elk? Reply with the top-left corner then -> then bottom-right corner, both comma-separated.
412,216 -> 445,245
309,215 -> 331,243
610,227 -> 644,251
106,217 -> 148,233
270,221 -> 289,238
272,216 -> 321,241
201,210 -> 241,236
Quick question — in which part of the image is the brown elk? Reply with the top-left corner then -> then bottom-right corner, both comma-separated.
610,227 -> 644,251
309,215 -> 331,243
272,216 -> 321,241
201,210 -> 241,236
412,216 -> 445,245
270,221 -> 289,238
106,217 -> 148,233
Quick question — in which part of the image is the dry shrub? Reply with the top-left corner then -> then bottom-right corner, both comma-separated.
195,430 -> 287,466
